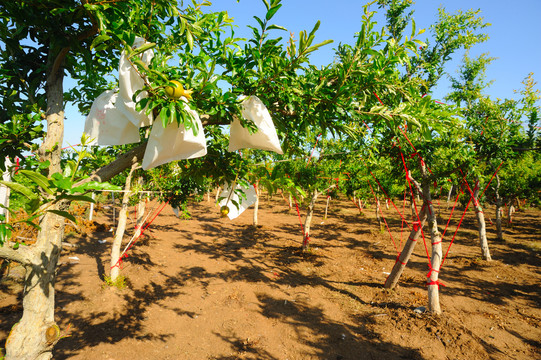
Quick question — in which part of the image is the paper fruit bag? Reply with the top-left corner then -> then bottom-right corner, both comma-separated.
142,104 -> 207,170
218,182 -> 257,220
117,36 -> 154,128
83,90 -> 141,146
228,95 -> 283,154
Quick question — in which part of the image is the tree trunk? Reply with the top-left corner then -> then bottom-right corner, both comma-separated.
253,182 -> 259,227
215,186 -> 221,204
132,176 -> 146,241
508,203 -> 515,226
5,50 -> 65,360
324,195 -> 331,220
88,192 -> 95,220
302,189 -> 319,251
110,163 -> 137,282
410,193 -> 416,221
446,184 -> 453,209
375,194 -> 382,231
288,193 -> 292,211
494,174 -> 503,240
473,182 -> 492,261
423,176 -> 443,315
384,205 -> 427,289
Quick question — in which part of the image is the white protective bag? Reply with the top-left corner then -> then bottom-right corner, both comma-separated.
218,182 -> 257,220
228,95 -> 283,154
83,89 -> 141,146
116,36 -> 154,128
0,158 -> 12,221
141,104 -> 207,170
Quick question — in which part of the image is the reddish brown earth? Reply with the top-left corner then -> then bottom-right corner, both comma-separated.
1,195 -> 540,359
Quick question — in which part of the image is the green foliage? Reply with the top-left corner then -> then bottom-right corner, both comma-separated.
103,274 -> 127,290
0,141 -> 120,246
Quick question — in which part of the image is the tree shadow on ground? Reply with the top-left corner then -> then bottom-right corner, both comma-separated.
53,279 -> 179,359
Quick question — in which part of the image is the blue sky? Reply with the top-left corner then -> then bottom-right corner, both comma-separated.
62,0 -> 541,146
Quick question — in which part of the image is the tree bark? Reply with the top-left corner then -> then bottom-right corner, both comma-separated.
288,193 -> 292,211
375,194 -> 382,231
110,163 -> 137,282
508,203 -> 515,226
473,181 -> 492,261
494,174 -> 503,240
384,205 -> 427,289
447,184 -> 454,209
253,182 -> 260,227
73,143 -> 147,188
302,188 -> 319,251
324,195 -> 331,220
423,175 -> 443,315
6,49 -> 66,360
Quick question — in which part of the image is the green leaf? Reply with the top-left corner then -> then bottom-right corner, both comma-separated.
0,180 -> 37,199
58,194 -> 96,203
305,39 -> 333,54
186,30 -> 194,51
265,4 -> 282,20
253,16 -> 265,30
267,24 -> 287,31
47,210 -> 76,223
19,170 -> 53,194
51,175 -> 73,191
130,42 -> 156,57
71,181 -> 121,193
90,34 -> 112,50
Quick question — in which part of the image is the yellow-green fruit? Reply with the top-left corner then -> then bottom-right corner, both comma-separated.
165,80 -> 193,100
220,205 -> 230,218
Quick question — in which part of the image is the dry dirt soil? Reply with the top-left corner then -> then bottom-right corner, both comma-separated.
1,195 -> 540,360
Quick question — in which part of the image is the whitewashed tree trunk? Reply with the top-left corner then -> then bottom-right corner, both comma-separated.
423,176 -> 443,315
253,182 -> 260,227
324,195 -> 331,220
5,57 -> 65,360
288,193 -> 292,211
88,192 -> 95,220
446,184 -> 454,209
375,194 -> 382,231
508,203 -> 515,226
110,163 -> 137,282
410,193 -> 416,220
132,176 -> 146,241
302,189 -> 320,251
215,186 -> 221,204
111,191 -> 116,226
473,182 -> 492,261
494,174 -> 503,240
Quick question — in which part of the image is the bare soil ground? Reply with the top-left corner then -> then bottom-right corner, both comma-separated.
1,195 -> 540,359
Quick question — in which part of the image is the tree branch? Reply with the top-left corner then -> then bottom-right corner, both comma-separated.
74,142 -> 147,187
0,244 -> 34,265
